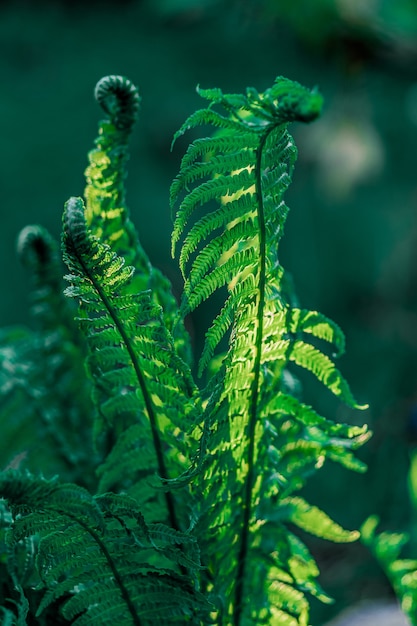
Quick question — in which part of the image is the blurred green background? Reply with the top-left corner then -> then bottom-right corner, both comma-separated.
1,0 -> 417,622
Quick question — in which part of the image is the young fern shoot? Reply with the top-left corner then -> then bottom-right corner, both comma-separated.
171,78 -> 370,624
0,74 -> 370,625
85,75 -> 192,364
63,76 -> 202,526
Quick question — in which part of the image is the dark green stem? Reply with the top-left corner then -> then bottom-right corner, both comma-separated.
233,130 -> 270,625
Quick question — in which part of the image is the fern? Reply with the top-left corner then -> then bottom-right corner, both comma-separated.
361,516 -> 417,625
0,471 -> 207,625
0,74 -> 370,625
0,225 -> 95,485
85,75 -> 192,364
171,78 -> 369,624
62,195 -> 200,525
361,448 -> 417,626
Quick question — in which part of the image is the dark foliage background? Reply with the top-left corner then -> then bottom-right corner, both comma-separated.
1,0 -> 417,622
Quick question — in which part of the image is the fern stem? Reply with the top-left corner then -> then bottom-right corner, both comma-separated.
74,248 -> 181,533
233,130 -> 270,625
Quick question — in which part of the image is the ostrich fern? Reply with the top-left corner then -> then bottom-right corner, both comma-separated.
0,75 -> 369,625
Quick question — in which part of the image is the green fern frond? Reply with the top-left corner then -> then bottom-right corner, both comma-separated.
279,497 -> 359,542
176,194 -> 253,280
0,500 -> 30,626
85,75 -> 192,364
289,341 -> 359,406
361,516 -> 417,625
0,226 -> 95,484
62,197 -> 201,526
288,309 -> 346,357
171,77 -> 368,624
0,471 -> 209,625
171,92 -> 299,376
84,76 -> 144,272
17,225 -> 70,328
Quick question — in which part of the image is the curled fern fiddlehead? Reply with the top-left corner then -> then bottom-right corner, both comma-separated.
94,75 -> 140,132
18,225 -> 63,321
18,224 -> 58,270
17,225 -> 81,336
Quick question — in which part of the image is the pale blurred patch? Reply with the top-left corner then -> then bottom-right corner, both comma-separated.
301,110 -> 385,201
336,0 -> 380,23
324,601 -> 410,626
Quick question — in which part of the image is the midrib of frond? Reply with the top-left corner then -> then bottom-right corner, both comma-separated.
233,129 -> 271,625
62,510 -> 142,626
72,246 -> 180,533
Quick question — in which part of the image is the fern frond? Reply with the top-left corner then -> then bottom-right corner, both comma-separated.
288,341 -> 359,406
84,76 -> 143,271
172,77 -> 368,623
172,154 -> 255,259
17,225 -> 70,328
172,108 -> 247,149
0,471 -> 209,625
0,501 -> 30,625
178,193 -> 255,276
279,497 -> 359,542
0,226 -> 95,485
62,197 -> 201,527
288,309 -> 345,357
85,75 -> 191,363
361,516 -> 417,626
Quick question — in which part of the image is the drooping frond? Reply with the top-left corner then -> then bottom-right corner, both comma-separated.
171,77 -> 369,624
171,79 -> 322,374
0,226 -> 95,485
0,471 -> 209,625
85,75 -> 191,363
62,196 -> 201,525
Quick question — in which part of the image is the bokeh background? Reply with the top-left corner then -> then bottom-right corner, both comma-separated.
1,0 -> 417,622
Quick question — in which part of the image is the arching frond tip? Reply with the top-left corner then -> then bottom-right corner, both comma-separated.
94,75 -> 141,131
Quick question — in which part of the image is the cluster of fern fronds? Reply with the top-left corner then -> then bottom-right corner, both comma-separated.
0,74 -> 370,625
